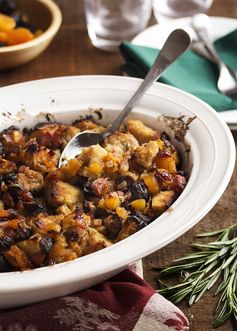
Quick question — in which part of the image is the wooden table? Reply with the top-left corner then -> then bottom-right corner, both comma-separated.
2,1 -> 236,330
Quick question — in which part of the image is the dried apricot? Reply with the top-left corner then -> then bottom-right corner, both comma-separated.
0,13 -> 15,32
0,31 -> 7,42
105,193 -> 121,210
6,27 -> 34,46
131,199 -> 146,211
143,174 -> 160,195
155,153 -> 177,174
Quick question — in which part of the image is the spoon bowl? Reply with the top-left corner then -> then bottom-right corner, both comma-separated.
60,131 -> 103,164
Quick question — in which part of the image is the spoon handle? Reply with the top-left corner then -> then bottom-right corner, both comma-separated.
191,14 -> 225,69
103,29 -> 191,137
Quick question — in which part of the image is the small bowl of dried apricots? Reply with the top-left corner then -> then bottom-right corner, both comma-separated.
0,0 -> 62,69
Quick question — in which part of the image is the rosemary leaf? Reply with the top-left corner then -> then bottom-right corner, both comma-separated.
196,229 -> 228,237
207,271 -> 222,290
222,253 -> 237,269
174,252 -> 212,261
219,246 -> 229,257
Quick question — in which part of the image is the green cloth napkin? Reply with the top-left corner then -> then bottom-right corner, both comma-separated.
120,29 -> 237,112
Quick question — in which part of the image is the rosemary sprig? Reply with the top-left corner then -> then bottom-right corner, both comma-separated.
155,224 -> 237,328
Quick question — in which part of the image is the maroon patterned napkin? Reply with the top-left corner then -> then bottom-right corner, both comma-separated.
0,268 -> 189,331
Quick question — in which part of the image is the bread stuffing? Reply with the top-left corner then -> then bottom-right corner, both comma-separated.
0,118 -> 187,272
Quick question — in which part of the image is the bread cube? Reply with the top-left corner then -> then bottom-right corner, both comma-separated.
151,190 -> 176,213
127,119 -> 158,144
45,180 -> 83,208
73,119 -> 105,132
21,139 -> 59,173
134,140 -> 159,169
80,227 -> 112,255
17,166 -> 44,192
0,158 -> 16,174
104,132 -> 139,157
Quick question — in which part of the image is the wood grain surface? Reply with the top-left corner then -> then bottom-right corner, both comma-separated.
1,1 -> 236,330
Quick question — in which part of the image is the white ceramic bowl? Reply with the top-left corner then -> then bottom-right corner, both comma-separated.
0,75 -> 235,309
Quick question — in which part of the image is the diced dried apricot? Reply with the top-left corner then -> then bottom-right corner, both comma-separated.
131,199 -> 146,211
116,206 -> 127,218
103,152 -> 119,174
155,153 -> 177,174
0,14 -> 16,32
6,27 -> 34,46
89,162 -> 103,176
66,159 -> 82,176
105,193 -> 120,210
143,174 -> 160,195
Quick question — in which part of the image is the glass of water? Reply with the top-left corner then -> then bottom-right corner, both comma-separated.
153,0 -> 213,23
84,0 -> 152,52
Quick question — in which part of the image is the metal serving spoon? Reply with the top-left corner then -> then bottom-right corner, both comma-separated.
58,29 -> 191,167
191,14 -> 237,96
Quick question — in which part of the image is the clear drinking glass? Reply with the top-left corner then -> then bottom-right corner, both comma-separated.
152,0 -> 213,23
84,0 -> 152,51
